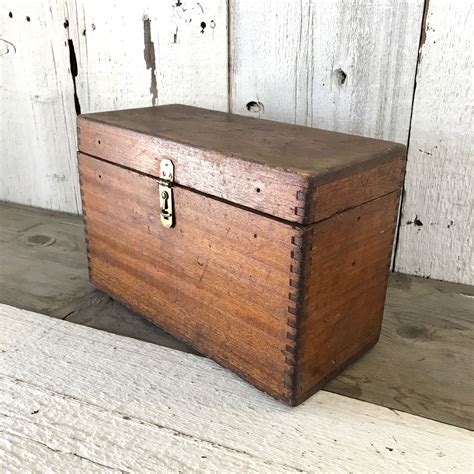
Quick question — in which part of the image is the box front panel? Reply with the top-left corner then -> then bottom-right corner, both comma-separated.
78,153 -> 297,401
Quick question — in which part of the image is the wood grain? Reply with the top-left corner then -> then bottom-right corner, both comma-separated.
0,0 -> 80,212
0,202 -> 90,313
327,272 -> 474,431
79,152 -> 298,401
78,104 -> 405,223
309,158 -> 405,222
230,0 -> 424,144
0,0 -> 228,213
74,0 -> 228,114
77,116 -> 307,225
294,192 -> 400,403
1,202 -> 473,428
79,115 -> 402,405
0,202 -> 195,354
78,103 -> 405,404
396,2 -> 474,285
1,304 -> 472,473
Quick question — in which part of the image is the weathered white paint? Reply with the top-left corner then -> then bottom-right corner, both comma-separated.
0,0 -> 228,213
230,0 -> 424,144
0,0 -> 81,213
74,0 -> 228,113
0,304 -> 472,472
395,1 -> 474,285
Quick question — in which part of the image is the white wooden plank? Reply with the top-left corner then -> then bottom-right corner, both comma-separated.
0,0 -> 228,213
1,384 -> 285,473
0,0 -> 81,213
230,0 -> 424,144
0,304 -> 472,473
395,1 -> 474,285
73,0 -> 228,113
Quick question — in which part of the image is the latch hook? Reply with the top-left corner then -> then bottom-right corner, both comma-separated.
159,159 -> 174,228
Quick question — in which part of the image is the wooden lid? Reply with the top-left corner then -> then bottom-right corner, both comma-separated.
77,104 -> 406,224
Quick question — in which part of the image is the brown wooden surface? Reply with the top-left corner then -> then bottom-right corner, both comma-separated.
78,105 -> 406,224
309,159 -> 405,222
79,146 -> 403,404
1,201 -> 473,428
79,152 -> 298,401
295,192 -> 400,403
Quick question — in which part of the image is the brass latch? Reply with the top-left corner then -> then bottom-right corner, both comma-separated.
159,159 -> 174,228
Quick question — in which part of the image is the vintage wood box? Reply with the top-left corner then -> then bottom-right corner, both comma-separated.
77,105 -> 406,406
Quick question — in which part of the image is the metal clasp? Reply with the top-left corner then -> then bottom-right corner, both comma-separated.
159,159 -> 174,228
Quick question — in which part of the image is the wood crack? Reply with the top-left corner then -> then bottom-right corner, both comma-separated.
0,427 -> 123,472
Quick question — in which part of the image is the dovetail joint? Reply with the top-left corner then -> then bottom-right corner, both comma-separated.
295,187 -> 308,219
78,166 -> 92,279
285,226 -> 312,395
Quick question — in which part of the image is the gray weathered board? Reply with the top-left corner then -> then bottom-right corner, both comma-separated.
1,0 -> 472,284
230,0 -> 423,144
0,304 -> 472,472
395,1 -> 474,285
0,0 -> 227,214
1,202 -> 473,430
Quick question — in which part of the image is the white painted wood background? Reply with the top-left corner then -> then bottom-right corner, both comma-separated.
0,0 -> 472,284
395,1 -> 474,284
1,304 -> 472,472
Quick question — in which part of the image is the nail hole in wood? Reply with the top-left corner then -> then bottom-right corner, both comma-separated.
254,234 -> 257,238
97,140 -> 101,144
333,68 -> 347,85
246,100 -> 264,113
256,188 -> 261,193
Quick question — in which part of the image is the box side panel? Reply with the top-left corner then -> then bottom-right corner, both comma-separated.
295,191 -> 401,403
78,153 -> 298,401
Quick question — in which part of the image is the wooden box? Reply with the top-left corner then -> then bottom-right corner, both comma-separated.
77,105 -> 406,406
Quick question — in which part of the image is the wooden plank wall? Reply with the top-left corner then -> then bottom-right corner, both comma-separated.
1,0 -> 81,213
230,0 -> 423,144
0,0 -> 472,284
395,2 -> 473,284
0,0 -> 227,213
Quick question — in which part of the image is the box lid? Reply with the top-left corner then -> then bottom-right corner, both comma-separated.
77,104 -> 406,225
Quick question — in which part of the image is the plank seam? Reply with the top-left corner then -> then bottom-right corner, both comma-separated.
392,0 -> 431,270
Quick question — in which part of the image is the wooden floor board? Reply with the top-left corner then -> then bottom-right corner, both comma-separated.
0,304 -> 472,472
0,201 -> 473,429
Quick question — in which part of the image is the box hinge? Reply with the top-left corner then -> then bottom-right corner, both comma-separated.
158,159 -> 174,228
